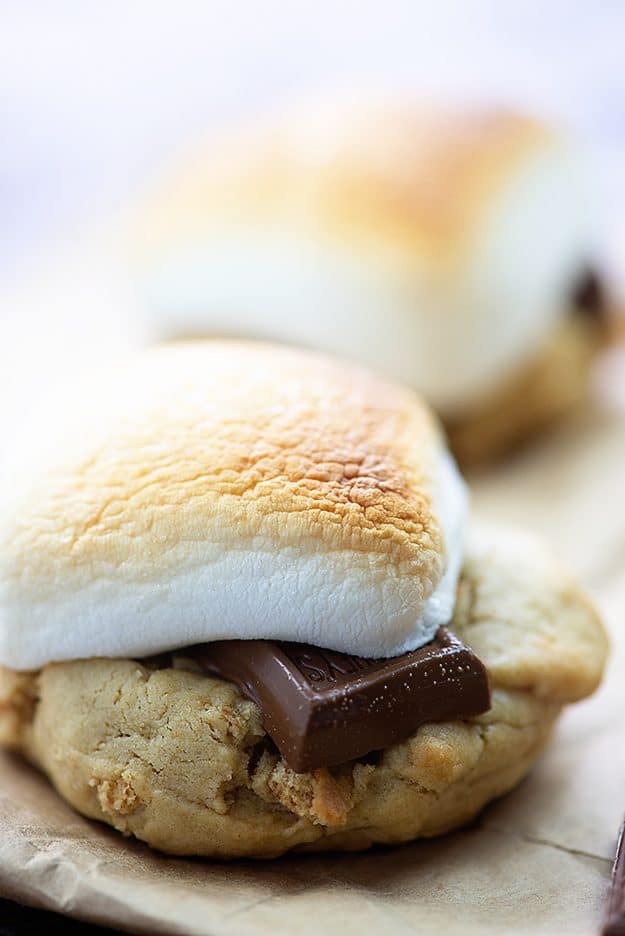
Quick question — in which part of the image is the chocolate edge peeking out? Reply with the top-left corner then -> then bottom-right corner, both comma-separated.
572,267 -> 605,324
189,628 -> 491,773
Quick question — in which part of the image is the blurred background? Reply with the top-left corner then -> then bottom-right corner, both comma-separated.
3,1 -> 625,281
1,1 -> 625,570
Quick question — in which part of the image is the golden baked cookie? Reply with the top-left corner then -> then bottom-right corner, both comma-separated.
0,526 -> 607,859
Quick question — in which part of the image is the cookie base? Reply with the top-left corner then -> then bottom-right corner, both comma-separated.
446,315 -> 604,465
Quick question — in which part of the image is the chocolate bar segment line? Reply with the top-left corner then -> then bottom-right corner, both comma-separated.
192,628 -> 491,773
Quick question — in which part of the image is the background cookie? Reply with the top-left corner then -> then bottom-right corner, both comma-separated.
131,100 -> 608,464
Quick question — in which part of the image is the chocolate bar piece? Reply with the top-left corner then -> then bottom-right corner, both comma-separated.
572,267 -> 605,323
191,628 -> 490,773
603,821 -> 625,936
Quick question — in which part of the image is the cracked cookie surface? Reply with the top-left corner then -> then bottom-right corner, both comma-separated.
0,526 -> 608,858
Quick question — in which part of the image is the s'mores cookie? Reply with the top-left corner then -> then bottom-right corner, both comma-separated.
0,342 -> 607,857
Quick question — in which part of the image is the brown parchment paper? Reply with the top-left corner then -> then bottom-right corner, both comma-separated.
1,243 -> 624,934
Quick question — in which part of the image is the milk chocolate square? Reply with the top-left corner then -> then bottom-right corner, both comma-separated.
192,628 -> 490,772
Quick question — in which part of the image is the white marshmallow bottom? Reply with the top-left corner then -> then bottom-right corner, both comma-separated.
0,452 -> 467,670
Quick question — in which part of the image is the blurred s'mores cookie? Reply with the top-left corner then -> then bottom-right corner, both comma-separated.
131,100 -> 610,462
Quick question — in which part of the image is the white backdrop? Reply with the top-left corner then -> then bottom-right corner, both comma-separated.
2,1 -> 625,282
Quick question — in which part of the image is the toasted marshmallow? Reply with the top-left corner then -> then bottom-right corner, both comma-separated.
0,342 -> 468,670
133,101 -> 594,414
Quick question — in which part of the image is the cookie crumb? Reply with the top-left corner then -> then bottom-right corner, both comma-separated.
94,772 -> 142,816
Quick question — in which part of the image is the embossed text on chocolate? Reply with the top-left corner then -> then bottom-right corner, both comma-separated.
284,647 -> 379,685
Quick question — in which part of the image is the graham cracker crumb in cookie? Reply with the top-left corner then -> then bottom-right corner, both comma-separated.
90,770 -> 144,817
